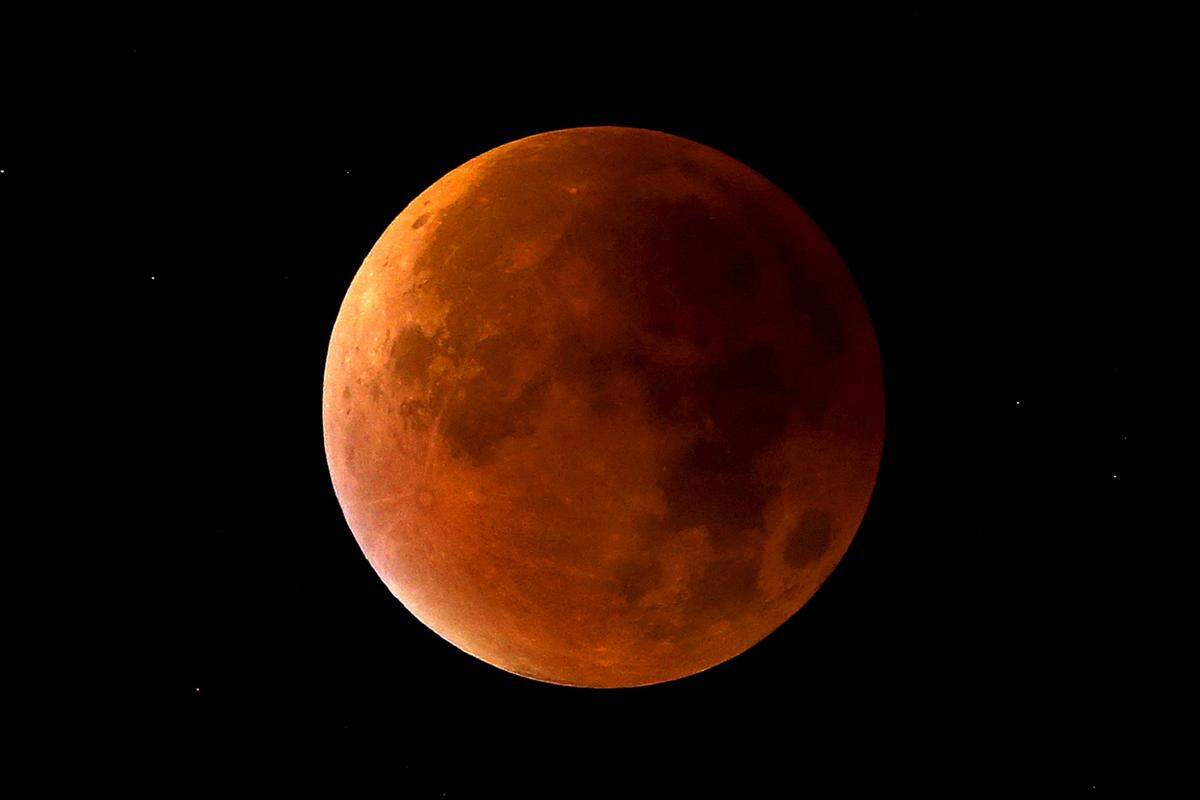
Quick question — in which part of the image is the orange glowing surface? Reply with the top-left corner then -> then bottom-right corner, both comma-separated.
323,128 -> 883,687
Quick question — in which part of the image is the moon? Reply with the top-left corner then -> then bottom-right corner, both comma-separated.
323,127 -> 883,687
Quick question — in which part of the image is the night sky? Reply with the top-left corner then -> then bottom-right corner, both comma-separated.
15,11 -> 1147,794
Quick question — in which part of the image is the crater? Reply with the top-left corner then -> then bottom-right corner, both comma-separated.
784,510 -> 835,569
615,560 -> 663,603
440,376 -> 550,466
389,326 -> 437,382
782,247 -> 845,355
654,346 -> 794,550
687,550 -> 763,618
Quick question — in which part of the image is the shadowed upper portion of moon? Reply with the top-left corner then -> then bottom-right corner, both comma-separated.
323,127 -> 884,687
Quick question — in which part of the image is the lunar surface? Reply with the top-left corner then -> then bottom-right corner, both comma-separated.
323,127 -> 883,687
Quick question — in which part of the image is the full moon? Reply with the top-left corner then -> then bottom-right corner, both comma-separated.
323,127 -> 883,687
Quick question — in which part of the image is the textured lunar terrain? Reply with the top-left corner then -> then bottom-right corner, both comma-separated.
323,127 -> 884,687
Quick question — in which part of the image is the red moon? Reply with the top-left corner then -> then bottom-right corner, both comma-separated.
323,128 -> 883,687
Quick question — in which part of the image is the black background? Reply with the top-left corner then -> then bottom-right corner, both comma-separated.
11,9 -> 1146,794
